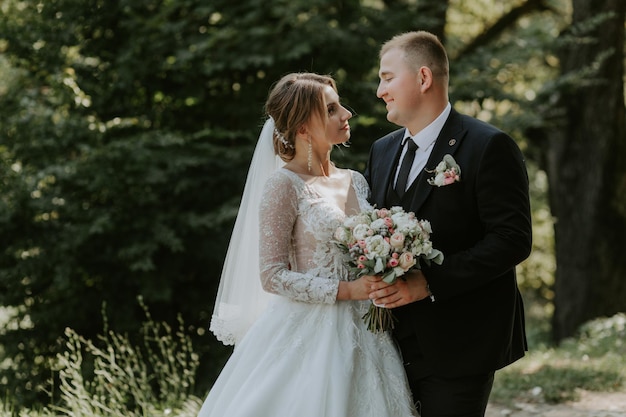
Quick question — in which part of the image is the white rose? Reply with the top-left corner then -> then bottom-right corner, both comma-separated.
365,235 -> 391,260
392,212 -> 413,232
353,223 -> 371,241
419,220 -> 432,234
370,218 -> 386,232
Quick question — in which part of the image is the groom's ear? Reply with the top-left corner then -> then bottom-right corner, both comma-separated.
418,66 -> 433,92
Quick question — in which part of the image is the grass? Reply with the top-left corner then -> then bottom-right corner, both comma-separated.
491,303 -> 626,406
2,300 -> 624,416
1,299 -> 204,417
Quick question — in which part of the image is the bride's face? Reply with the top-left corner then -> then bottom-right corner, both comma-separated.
307,86 -> 352,148
323,86 -> 352,145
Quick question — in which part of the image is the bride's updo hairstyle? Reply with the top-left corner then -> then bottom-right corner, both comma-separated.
265,72 -> 337,162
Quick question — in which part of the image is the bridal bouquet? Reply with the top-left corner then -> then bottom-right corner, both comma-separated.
334,206 -> 444,333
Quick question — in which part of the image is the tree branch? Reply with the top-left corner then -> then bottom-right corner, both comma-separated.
455,0 -> 555,60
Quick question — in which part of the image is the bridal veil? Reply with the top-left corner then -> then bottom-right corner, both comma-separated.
210,118 -> 284,346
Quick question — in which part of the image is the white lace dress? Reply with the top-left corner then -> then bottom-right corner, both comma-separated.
198,168 -> 417,417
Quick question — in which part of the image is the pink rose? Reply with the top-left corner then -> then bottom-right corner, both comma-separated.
377,208 -> 390,218
443,168 -> 460,185
388,258 -> 399,268
398,252 -> 416,271
389,232 -> 406,249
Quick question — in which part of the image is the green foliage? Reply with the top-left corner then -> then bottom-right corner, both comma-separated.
3,309 -> 624,416
47,300 -> 201,416
0,122 -> 241,404
0,0 -> 577,409
0,301 -> 203,417
0,0 -> 441,407
491,313 -> 626,405
516,165 -> 555,302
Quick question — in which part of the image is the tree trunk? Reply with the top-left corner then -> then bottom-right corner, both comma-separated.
548,0 -> 626,341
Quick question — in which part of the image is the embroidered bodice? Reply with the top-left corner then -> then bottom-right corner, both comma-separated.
203,169 -> 418,417
259,168 -> 371,303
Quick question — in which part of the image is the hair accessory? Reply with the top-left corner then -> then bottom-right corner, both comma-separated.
274,128 -> 293,149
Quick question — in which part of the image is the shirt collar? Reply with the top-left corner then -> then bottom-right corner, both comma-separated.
402,102 -> 452,150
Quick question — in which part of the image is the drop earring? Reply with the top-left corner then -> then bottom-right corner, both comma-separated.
307,138 -> 312,172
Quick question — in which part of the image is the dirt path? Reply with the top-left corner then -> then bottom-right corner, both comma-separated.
486,390 -> 626,416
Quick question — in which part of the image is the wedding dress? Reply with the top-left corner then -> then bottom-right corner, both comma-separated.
198,167 -> 417,417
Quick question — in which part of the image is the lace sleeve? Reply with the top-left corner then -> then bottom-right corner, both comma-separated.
258,172 -> 339,304
351,170 -> 372,208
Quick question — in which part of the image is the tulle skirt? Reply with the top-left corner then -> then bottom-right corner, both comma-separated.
198,297 -> 417,417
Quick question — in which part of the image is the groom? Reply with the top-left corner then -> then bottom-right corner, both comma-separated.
365,31 -> 532,417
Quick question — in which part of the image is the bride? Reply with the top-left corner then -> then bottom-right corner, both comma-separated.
200,72 -> 417,417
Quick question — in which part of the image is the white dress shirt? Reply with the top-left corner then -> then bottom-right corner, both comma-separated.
394,102 -> 452,191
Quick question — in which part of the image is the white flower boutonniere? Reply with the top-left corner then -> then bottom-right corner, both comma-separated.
427,154 -> 461,187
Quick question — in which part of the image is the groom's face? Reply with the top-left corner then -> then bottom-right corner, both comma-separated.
377,48 -> 421,129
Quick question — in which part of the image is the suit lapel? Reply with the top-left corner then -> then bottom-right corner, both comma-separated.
407,109 -> 465,212
374,130 -> 404,207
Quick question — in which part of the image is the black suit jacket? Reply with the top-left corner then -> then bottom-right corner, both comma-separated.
365,108 -> 532,377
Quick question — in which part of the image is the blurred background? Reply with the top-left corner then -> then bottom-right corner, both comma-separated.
0,0 -> 624,412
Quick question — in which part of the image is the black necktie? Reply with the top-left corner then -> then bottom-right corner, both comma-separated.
395,140 -> 418,198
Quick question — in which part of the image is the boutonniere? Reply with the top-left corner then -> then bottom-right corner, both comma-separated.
427,154 -> 461,187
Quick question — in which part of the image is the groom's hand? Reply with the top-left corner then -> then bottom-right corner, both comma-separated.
368,270 -> 430,308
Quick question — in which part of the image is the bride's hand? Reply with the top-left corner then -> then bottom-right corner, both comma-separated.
336,274 -> 383,301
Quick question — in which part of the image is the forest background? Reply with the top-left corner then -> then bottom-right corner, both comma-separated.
0,0 -> 625,412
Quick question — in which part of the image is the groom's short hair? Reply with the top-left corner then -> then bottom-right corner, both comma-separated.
380,31 -> 449,80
